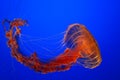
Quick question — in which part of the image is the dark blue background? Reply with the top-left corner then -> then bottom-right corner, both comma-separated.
0,0 -> 120,80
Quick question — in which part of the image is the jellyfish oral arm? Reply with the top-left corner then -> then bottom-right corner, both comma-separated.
11,44 -> 81,73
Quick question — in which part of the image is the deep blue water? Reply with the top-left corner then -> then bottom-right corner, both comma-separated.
0,0 -> 120,80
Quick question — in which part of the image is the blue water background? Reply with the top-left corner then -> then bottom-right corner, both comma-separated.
0,0 -> 120,80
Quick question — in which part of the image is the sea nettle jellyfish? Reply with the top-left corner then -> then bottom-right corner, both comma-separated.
2,18 -> 102,74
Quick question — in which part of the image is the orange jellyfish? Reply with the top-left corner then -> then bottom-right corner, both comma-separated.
2,18 -> 102,74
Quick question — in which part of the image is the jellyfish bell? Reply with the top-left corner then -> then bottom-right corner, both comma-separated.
64,23 -> 102,69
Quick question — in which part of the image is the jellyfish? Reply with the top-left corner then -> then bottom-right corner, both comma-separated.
2,18 -> 102,74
